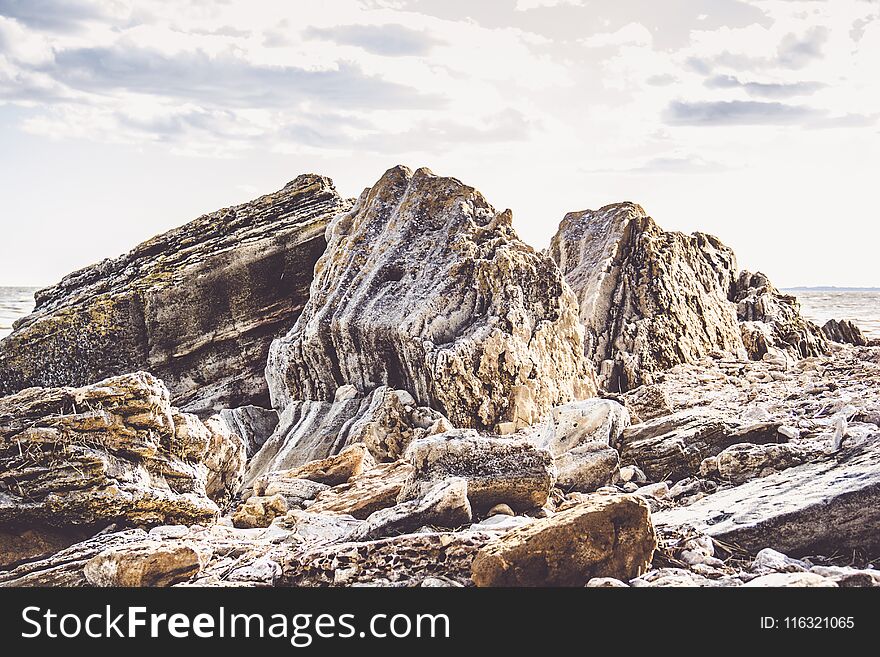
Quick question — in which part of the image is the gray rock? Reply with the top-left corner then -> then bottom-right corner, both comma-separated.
0,175 -> 351,414
618,409 -> 783,481
536,398 -> 630,456
743,572 -> 836,587
700,442 -> 819,484
399,429 -> 556,513
266,165 -> 595,434
750,548 -> 810,574
348,478 -> 472,541
549,202 -> 745,392
555,442 -> 620,492
734,271 -> 828,360
656,439 -> 880,556
218,406 -> 279,458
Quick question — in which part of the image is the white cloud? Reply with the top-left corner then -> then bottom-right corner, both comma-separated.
515,0 -> 584,10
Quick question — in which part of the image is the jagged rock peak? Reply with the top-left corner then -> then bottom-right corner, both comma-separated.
549,202 -> 745,392
267,165 -> 595,433
734,270 -> 828,360
0,174 -> 352,414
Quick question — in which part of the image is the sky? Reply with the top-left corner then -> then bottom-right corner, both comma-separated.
0,0 -> 878,288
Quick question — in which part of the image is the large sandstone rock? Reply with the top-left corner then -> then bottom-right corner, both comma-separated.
734,271 -> 828,360
655,439 -> 880,556
0,175 -> 351,414
549,202 -> 745,392
471,495 -> 657,586
84,541 -> 207,587
0,373 -> 234,536
618,409 -> 783,481
267,165 -> 594,434
400,430 -> 556,512
218,406 -> 278,458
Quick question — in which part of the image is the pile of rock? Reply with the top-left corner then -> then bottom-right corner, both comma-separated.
0,164 -> 876,588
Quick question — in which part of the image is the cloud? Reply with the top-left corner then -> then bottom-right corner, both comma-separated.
705,74 -> 826,98
646,73 -> 678,86
38,46 -> 439,110
304,23 -> 442,56
664,100 -> 820,126
581,23 -> 652,48
515,0 -> 584,10
777,26 -> 829,69
0,0 -> 104,32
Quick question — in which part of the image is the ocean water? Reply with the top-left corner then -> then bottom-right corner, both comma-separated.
0,287 -> 38,340
0,286 -> 878,341
784,289 -> 880,339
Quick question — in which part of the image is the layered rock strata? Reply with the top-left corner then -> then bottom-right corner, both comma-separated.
0,175 -> 351,414
267,165 -> 594,433
549,202 -> 745,391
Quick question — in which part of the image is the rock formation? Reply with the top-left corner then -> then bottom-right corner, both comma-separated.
549,202 -> 745,392
267,165 -> 594,434
822,318 -> 869,346
0,373 -> 243,567
0,175 -> 351,414
734,271 -> 828,360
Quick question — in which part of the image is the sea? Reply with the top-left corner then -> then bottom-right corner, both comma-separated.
0,286 -> 878,341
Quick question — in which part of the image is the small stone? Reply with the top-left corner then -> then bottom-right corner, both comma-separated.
751,548 -> 810,574
622,482 -> 639,493
618,465 -> 647,484
487,504 -> 515,517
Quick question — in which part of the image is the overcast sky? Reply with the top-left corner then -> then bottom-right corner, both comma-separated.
0,0 -> 878,287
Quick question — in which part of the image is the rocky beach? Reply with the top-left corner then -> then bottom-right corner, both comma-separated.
1,164 -> 878,588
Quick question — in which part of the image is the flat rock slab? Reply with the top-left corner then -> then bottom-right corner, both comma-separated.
655,441 -> 880,556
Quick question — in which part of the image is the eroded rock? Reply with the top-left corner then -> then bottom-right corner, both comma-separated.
0,175 -> 351,414
267,165 -> 594,433
471,495 -> 657,586
400,430 -> 556,512
549,202 -> 745,392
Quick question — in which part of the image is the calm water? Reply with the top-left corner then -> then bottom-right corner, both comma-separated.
1,286 -> 878,340
0,287 -> 38,339
785,289 -> 880,339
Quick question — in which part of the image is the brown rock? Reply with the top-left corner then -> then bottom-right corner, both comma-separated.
471,495 -> 657,586
84,541 -> 206,587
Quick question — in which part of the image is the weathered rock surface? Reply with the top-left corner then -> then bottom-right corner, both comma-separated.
0,373 -> 229,535
244,386 -> 443,482
549,202 -> 745,392
471,495 -> 657,586
267,165 -> 594,433
282,530 -> 494,587
307,461 -> 413,519
0,175 -> 351,414
84,541 -> 207,587
535,398 -> 629,456
617,409 -> 783,482
400,430 -> 556,512
822,319 -> 869,346
555,443 -> 620,492
253,443 -> 373,491
218,406 -> 278,458
699,441 -> 820,484
232,494 -> 287,529
656,439 -> 880,556
348,478 -> 472,541
734,271 -> 828,360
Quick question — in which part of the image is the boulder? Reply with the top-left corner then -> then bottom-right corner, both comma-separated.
253,443 -> 373,491
232,494 -> 288,529
471,495 -> 657,586
734,271 -> 828,360
743,572 -> 837,587
84,541 -> 206,587
0,373 -> 226,536
554,443 -> 620,492
655,439 -> 880,556
536,398 -> 629,456
348,478 -> 472,541
822,319 -> 869,347
399,430 -> 556,512
0,175 -> 351,414
307,461 -> 414,519
266,165 -> 594,433
549,202 -> 745,392
700,442 -> 819,484
617,409 -> 783,481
